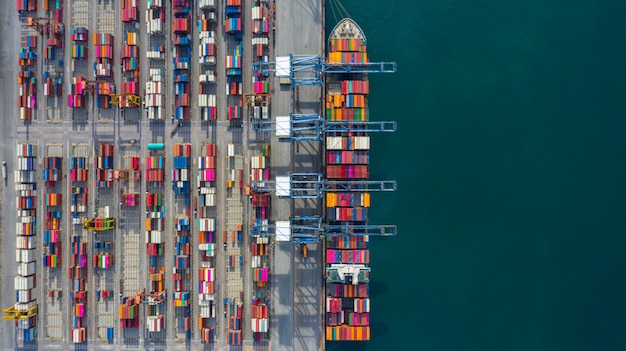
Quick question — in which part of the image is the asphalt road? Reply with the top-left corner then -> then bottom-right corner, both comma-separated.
0,0 -> 21,348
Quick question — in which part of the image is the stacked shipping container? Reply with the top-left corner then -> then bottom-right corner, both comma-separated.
14,143 -> 38,342
95,143 -> 114,188
68,76 -> 87,109
146,0 -> 165,34
119,31 -> 140,108
121,0 -> 139,22
172,0 -> 191,120
198,2 -> 217,120
43,70 -> 63,98
146,143 -> 167,334
93,33 -> 114,77
226,44 -> 242,97
249,144 -> 270,341
172,143 -> 192,338
18,36 -> 37,121
145,69 -> 165,119
43,154 -> 63,269
197,142 -> 217,343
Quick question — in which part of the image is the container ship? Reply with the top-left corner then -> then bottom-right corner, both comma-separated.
325,18 -> 372,342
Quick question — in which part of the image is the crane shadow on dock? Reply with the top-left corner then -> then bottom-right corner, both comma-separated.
199,120 -> 217,141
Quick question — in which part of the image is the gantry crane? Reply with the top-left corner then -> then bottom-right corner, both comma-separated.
130,288 -> 166,305
252,113 -> 396,141
27,17 -> 64,36
2,304 -> 38,321
253,54 -> 396,86
251,173 -> 396,199
251,216 -> 397,242
109,94 -> 142,107
244,93 -> 271,106
82,217 -> 116,230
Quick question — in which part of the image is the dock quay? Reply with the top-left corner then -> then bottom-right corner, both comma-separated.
0,0 -> 397,350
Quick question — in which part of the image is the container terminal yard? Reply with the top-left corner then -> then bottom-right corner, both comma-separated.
0,0 -> 397,350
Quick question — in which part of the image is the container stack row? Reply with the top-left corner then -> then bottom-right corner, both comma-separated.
146,155 -> 165,185
224,0 -> 242,40
198,143 -> 217,208
19,35 -> 37,67
69,144 -> 89,343
14,143 -> 38,343
249,1 -> 271,127
70,27 -> 88,60
146,144 -> 167,336
70,156 -> 89,223
43,70 -> 63,97
250,1 -> 269,58
173,0 -> 191,120
93,33 -> 114,78
225,143 -> 244,345
121,0 -> 139,22
198,1 -> 217,120
68,76 -> 87,109
16,0 -> 37,11
172,143 -> 191,194
198,10 -> 216,65
18,36 -> 37,121
249,144 -> 270,341
172,142 -> 192,338
94,81 -> 115,109
145,69 -> 165,120
227,305 -> 243,345
197,236 -> 217,342
226,44 -> 242,98
145,0 -> 165,34
118,31 -> 140,108
119,297 -> 139,329
95,143 -> 114,188
197,142 -> 217,343
43,154 -> 63,269
121,156 -> 141,206
43,0 -> 64,58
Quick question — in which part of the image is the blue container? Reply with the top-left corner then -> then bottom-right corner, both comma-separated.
107,327 -> 114,340
147,143 -> 164,150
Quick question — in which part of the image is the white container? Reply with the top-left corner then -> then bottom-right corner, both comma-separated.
18,249 -> 36,263
15,301 -> 37,311
199,0 -> 215,9
251,255 -> 261,268
15,275 -> 35,290
198,304 -> 214,318
255,236 -> 269,244
17,262 -> 36,276
251,318 -> 269,332
147,315 -> 164,332
16,288 -> 35,303
145,230 -> 163,244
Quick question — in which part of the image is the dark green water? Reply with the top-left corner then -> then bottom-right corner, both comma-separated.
326,1 -> 626,350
